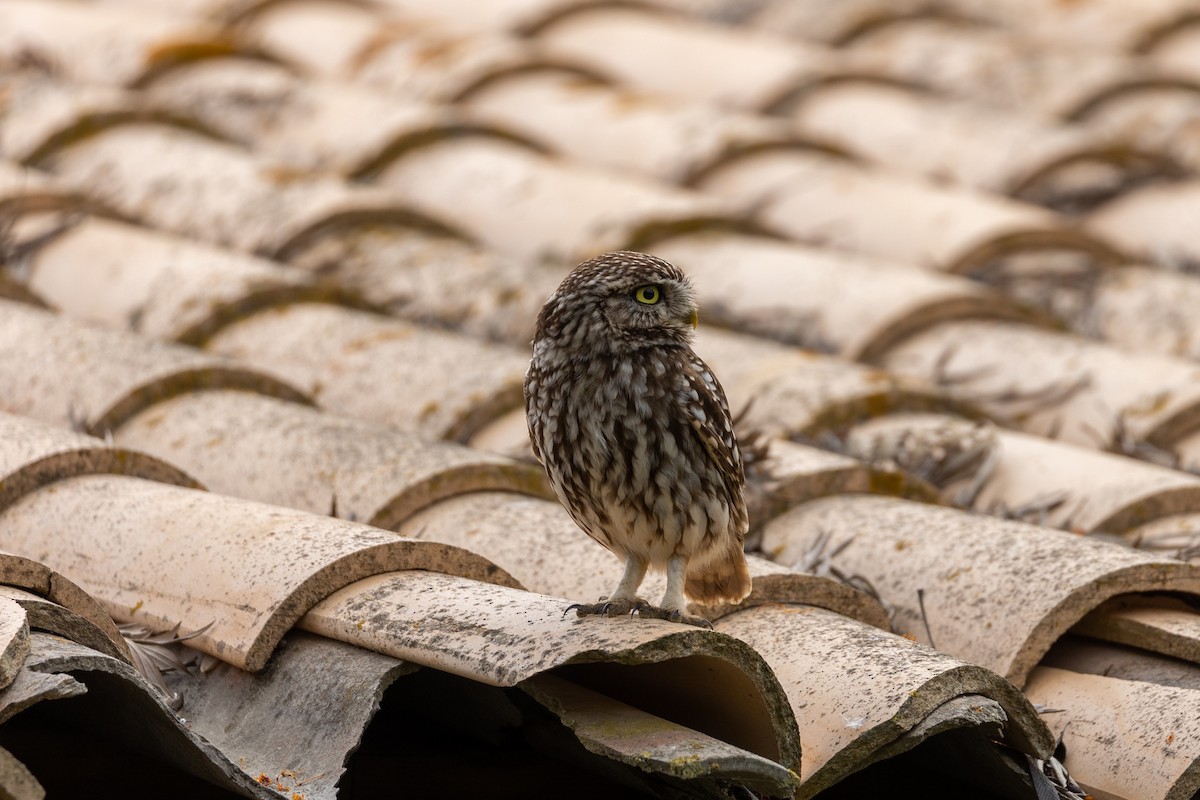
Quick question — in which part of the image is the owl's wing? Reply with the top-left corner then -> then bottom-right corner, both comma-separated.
682,355 -> 746,496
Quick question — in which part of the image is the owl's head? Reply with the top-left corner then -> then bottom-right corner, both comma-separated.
533,251 -> 699,357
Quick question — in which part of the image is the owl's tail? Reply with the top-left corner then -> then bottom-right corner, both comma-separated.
685,541 -> 751,606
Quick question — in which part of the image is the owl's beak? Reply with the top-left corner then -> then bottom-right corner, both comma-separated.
688,307 -> 699,329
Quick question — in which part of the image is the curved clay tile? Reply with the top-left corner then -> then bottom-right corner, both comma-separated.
0,550 -> 131,664
461,71 -> 795,184
718,604 -> 1052,795
692,327 -> 982,441
840,19 -> 1132,117
762,494 -> 1200,685
0,72 -> 229,168
787,81 -> 1181,210
1025,664 -> 1200,800
0,745 -> 41,800
396,490 -> 891,626
732,0 -> 962,45
143,58 -> 508,176
532,6 -> 835,111
696,148 -> 1121,278
21,216 -> 363,344
849,414 -> 1200,534
0,586 -> 126,664
228,0 -> 383,77
1146,21 -> 1200,79
0,598 -> 27,692
0,300 -> 309,435
951,0 -> 1200,50
754,438 -> 940,519
350,20 -> 612,104
1074,595 -> 1200,664
879,319 -> 1200,452
0,474 -> 518,671
115,390 -> 550,525
1083,266 -> 1200,363
204,302 -> 529,441
301,570 -> 804,774
8,632 -> 282,798
370,135 -> 740,263
522,672 -> 800,795
1088,179 -> 1200,269
172,630 -> 418,800
37,124 -> 464,256
0,0 -> 194,87
657,232 -> 1039,361
283,226 -> 553,347
1067,80 -> 1200,175
390,490 -> 1055,786
0,411 -> 200,513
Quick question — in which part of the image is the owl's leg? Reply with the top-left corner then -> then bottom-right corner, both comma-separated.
631,556 -> 713,629
564,555 -> 648,619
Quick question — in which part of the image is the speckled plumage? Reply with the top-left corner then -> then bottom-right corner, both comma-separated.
524,251 -> 750,620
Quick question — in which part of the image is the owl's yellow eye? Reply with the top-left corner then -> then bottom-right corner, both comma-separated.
633,285 -> 662,305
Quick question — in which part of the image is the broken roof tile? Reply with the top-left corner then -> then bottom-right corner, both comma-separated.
300,569 -> 803,772
0,744 -> 41,800
0,586 -> 126,664
522,672 -> 800,796
167,630 -> 417,800
0,598 -> 27,693
4,632 -> 282,798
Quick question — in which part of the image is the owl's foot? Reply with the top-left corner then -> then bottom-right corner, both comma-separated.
632,604 -> 714,629
562,597 -> 646,619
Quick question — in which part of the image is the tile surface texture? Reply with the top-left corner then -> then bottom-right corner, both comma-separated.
6,0 -> 1200,797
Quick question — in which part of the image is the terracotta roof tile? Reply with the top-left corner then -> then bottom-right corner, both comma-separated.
114,390 -> 549,526
763,494 -> 1200,685
0,299 -> 309,434
203,302 -> 529,440
660,233 -> 1039,360
6,632 -> 280,798
879,318 -> 1200,450
0,473 -> 517,671
1025,664 -> 1200,799
9,0 -> 1200,793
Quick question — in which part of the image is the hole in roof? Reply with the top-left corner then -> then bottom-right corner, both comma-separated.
555,652 -> 789,768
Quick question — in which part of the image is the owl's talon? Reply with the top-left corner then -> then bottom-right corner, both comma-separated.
631,604 -> 713,629
566,598 -> 641,619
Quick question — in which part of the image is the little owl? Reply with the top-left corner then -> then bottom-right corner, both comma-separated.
524,251 -> 751,627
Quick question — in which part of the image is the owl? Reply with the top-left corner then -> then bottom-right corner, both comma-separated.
524,251 -> 751,627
